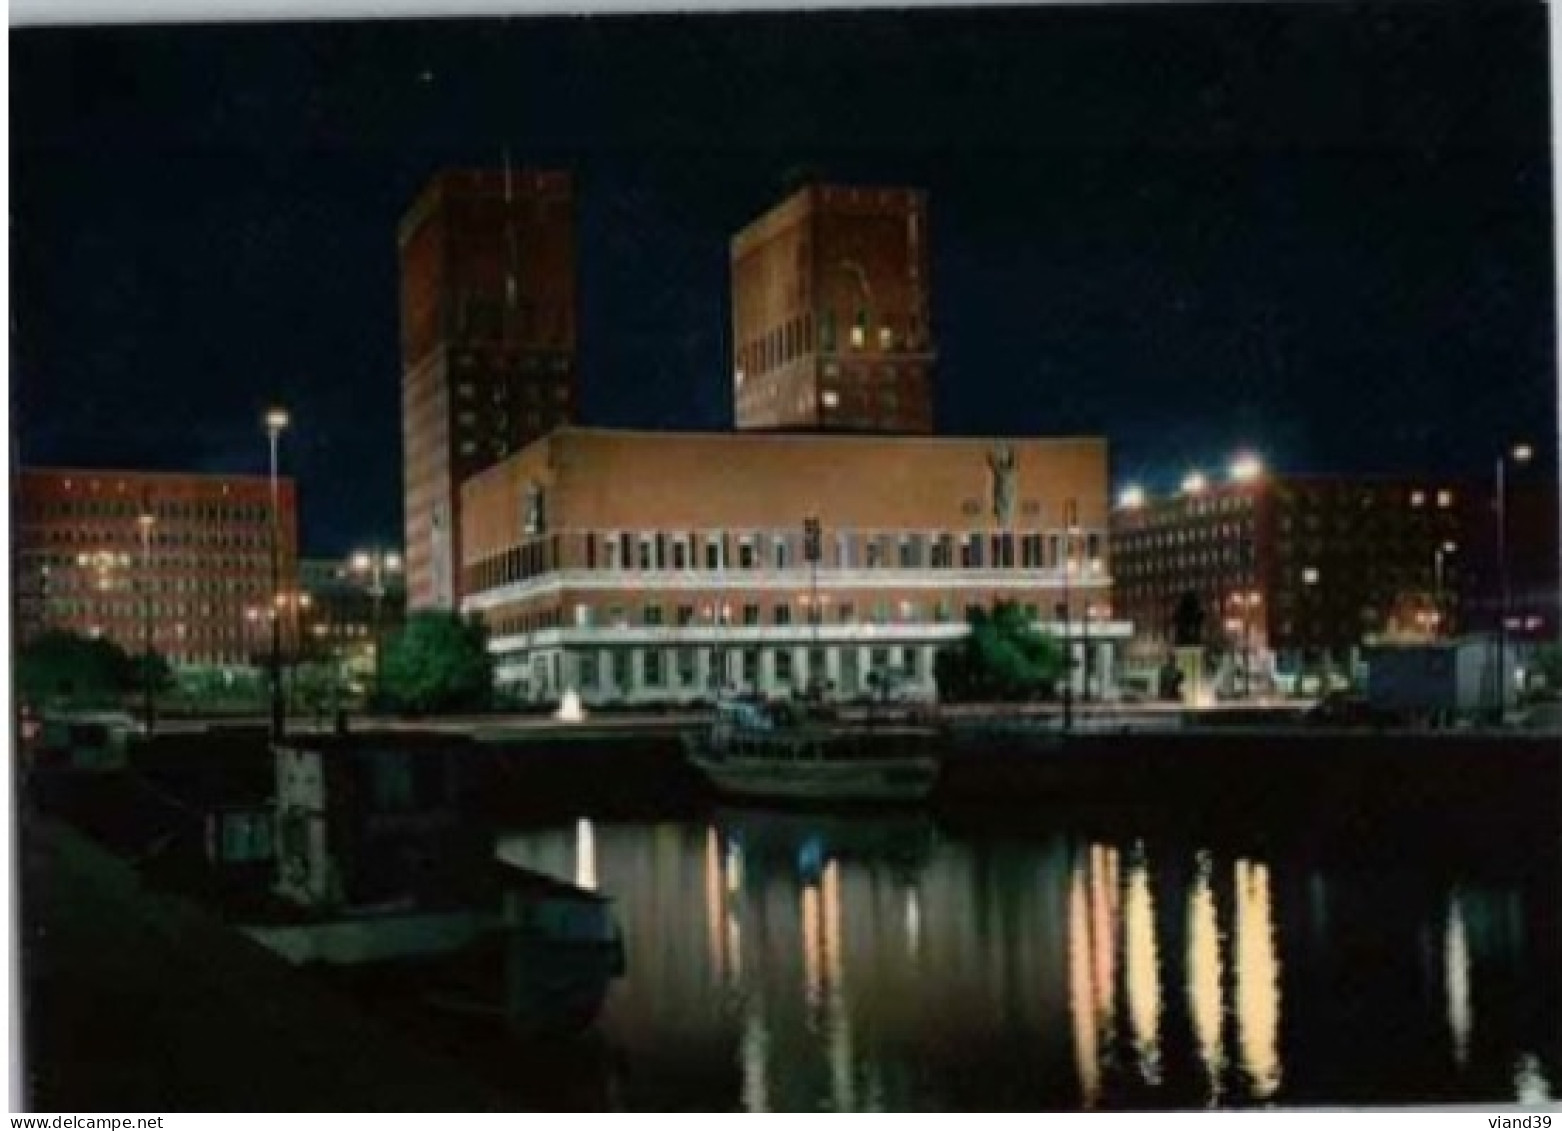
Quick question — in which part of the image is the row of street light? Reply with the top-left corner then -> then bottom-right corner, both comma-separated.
1116,451 -> 1265,511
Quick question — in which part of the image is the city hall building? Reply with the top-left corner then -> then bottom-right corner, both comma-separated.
458,428 -> 1127,704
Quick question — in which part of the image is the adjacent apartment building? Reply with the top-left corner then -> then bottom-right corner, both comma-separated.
731,183 -> 935,434
456,428 -> 1124,705
15,468 -> 299,669
1109,470 -> 1477,676
400,168 -> 578,610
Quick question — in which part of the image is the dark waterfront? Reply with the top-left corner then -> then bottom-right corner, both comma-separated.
496,806 -> 1559,1112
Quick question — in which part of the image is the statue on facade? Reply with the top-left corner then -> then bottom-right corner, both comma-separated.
988,444 -> 1018,526
524,480 -> 546,536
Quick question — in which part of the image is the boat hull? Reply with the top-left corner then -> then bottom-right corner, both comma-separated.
688,752 -> 940,803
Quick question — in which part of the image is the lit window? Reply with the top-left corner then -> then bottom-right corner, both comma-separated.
1410,491 -> 1425,508
879,325 -> 894,349
1436,489 -> 1453,508
850,323 -> 865,349
821,389 -> 840,409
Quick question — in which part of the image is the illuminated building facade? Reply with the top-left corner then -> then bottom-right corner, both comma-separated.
400,168 -> 578,611
15,467 -> 299,668
458,428 -> 1125,704
731,183 -> 934,433
1110,470 -> 1478,673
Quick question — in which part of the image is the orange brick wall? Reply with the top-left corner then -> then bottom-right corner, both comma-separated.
463,429 -> 1107,547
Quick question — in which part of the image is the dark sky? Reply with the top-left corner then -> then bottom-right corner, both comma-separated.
11,3 -> 1557,554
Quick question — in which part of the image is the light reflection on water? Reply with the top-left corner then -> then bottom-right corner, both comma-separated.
1186,852 -> 1223,1106
497,813 -> 1557,1111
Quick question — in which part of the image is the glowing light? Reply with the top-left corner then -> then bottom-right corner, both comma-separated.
1445,890 -> 1472,1068
1124,847 -> 1163,1085
1514,1053 -> 1554,1104
1188,853 -> 1225,1105
1229,452 -> 1264,483
1090,845 -> 1117,1023
574,817 -> 597,891
1182,471 -> 1208,495
1068,859 -> 1102,1108
1512,443 -> 1533,463
802,882 -> 823,1008
1234,860 -> 1282,1099
1302,567 -> 1320,586
555,689 -> 587,723
705,828 -> 724,980
351,551 -> 372,572
1118,485 -> 1146,510
264,407 -> 290,434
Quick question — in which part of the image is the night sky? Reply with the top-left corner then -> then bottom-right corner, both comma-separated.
11,4 -> 1557,554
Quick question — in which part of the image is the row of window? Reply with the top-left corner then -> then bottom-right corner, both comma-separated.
1121,495 -> 1255,526
737,309 -> 927,380
1114,521 -> 1256,552
567,644 -> 930,691
38,574 -> 274,595
44,599 -> 278,620
27,499 -> 276,523
456,414 -> 562,458
580,528 -> 1104,573
30,526 -> 283,551
489,597 -> 1088,638
466,528 -> 1108,595
452,295 -> 570,348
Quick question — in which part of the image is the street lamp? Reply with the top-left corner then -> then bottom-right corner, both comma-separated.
349,547 -> 403,701
1496,443 -> 1532,715
1060,498 -> 1078,731
1434,541 -> 1458,639
1181,471 -> 1209,495
1117,485 -> 1146,510
264,406 -> 290,741
137,510 -> 157,734
1229,452 -> 1264,484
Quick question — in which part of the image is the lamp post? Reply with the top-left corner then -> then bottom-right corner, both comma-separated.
287,591 -> 312,718
137,509 -> 157,734
1060,498 -> 1078,732
705,602 -> 732,694
264,407 -> 289,741
803,517 -> 822,695
1496,443 -> 1532,716
1434,541 -> 1458,639
350,548 -> 403,700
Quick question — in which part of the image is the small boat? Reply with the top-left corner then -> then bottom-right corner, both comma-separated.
684,696 -> 942,804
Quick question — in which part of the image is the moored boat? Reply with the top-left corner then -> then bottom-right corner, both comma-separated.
683,696 -> 942,803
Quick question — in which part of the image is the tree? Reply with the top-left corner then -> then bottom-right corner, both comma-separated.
16,630 -> 140,708
1531,642 -> 1562,695
934,602 -> 1064,703
377,611 -> 495,715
